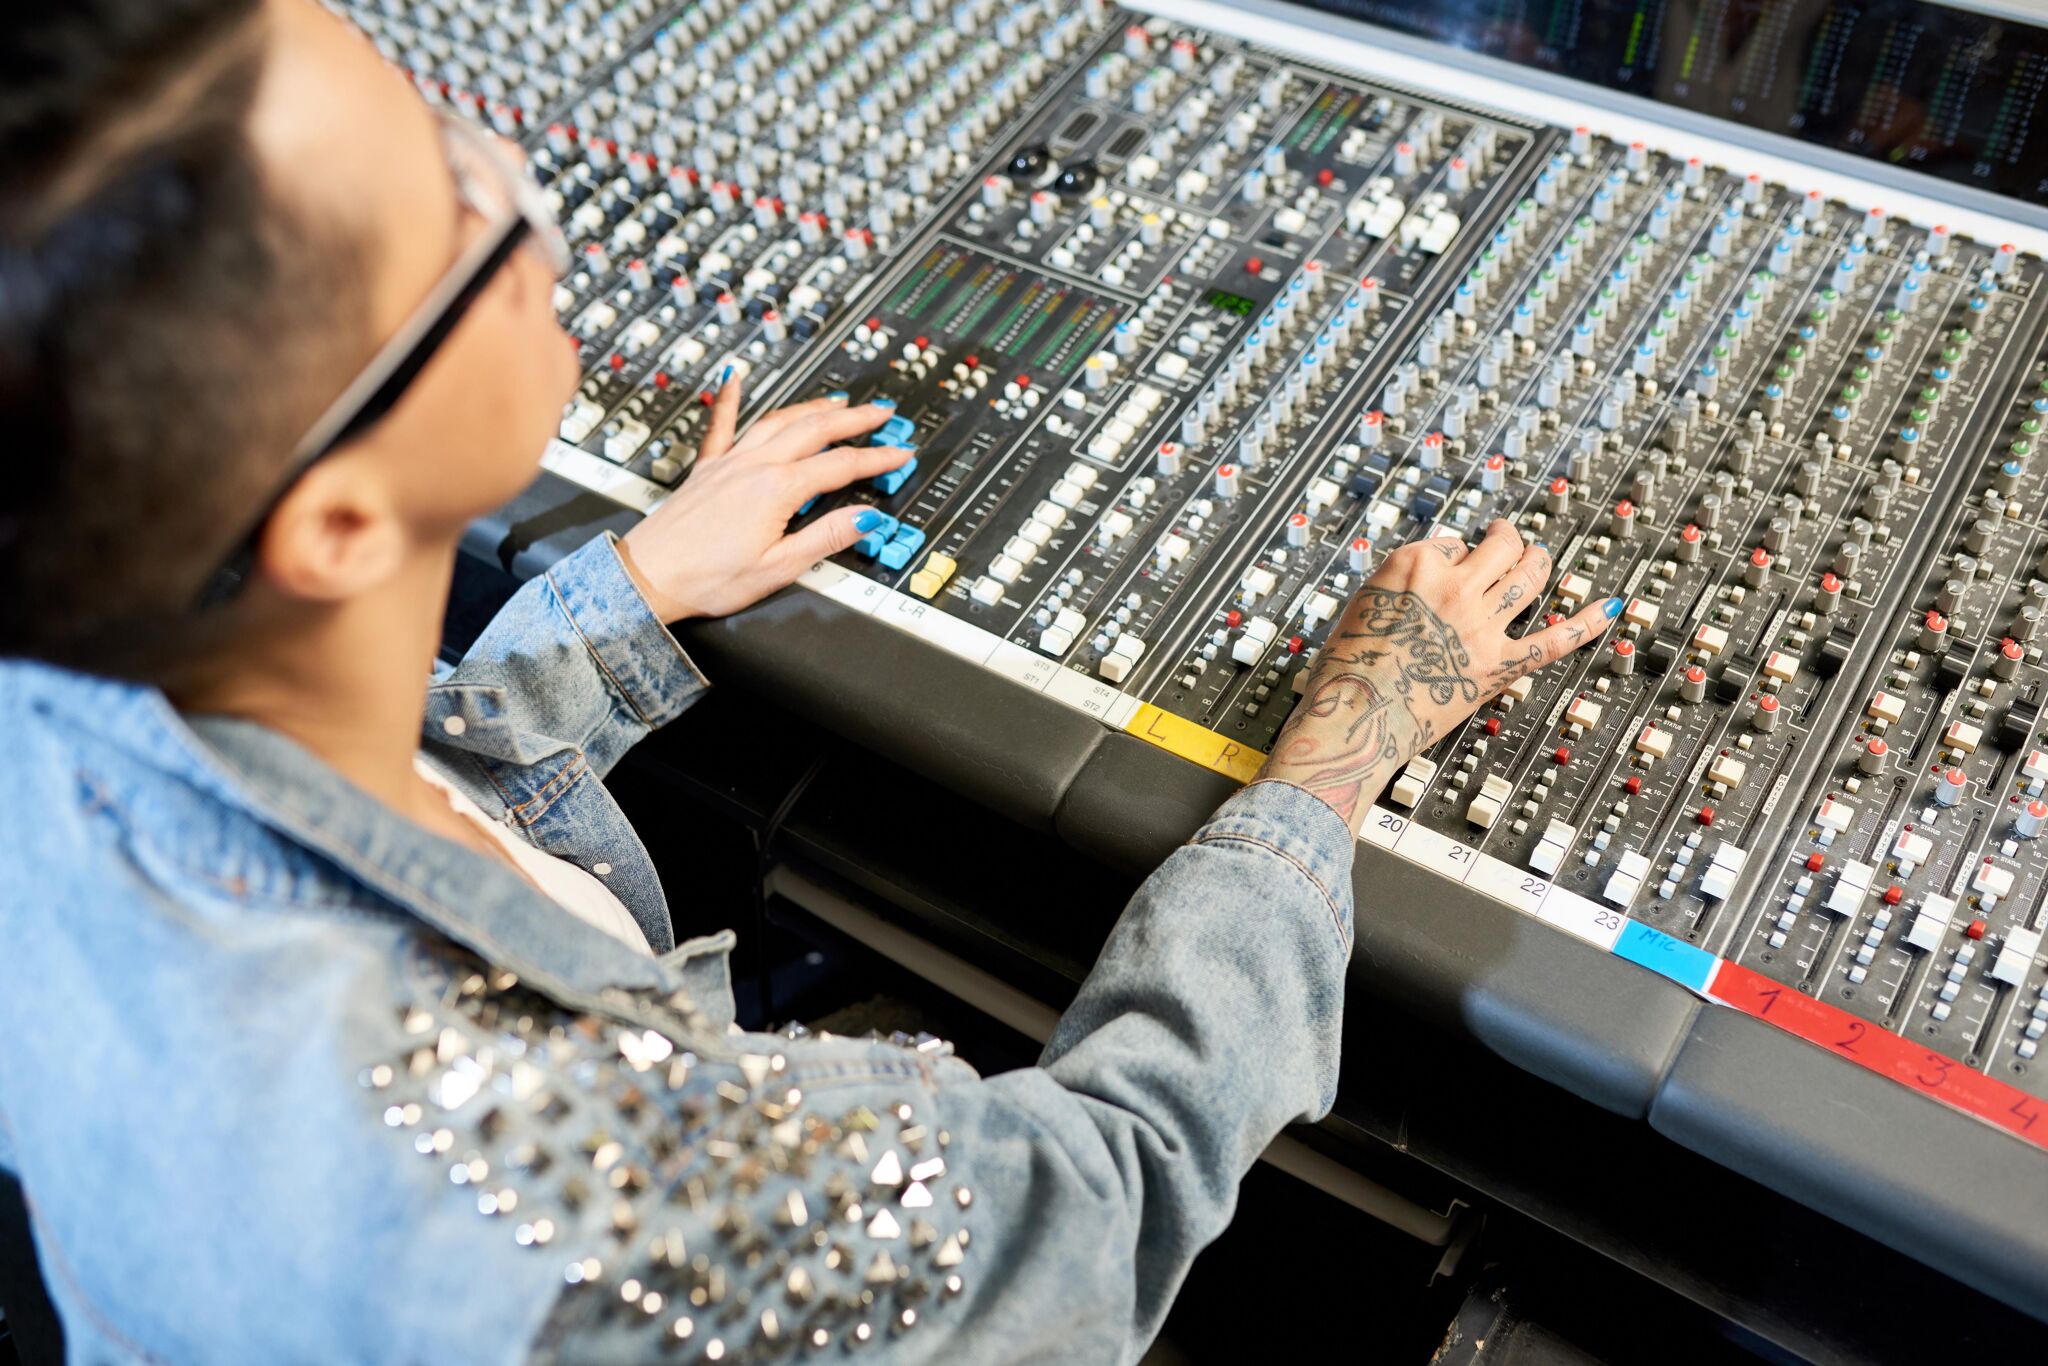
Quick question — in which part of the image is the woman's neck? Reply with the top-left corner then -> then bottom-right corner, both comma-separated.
169,543 -> 458,821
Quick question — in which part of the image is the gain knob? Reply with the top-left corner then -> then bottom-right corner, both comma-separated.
2019,799 -> 2047,839
1745,546 -> 1772,588
1921,609 -> 1949,652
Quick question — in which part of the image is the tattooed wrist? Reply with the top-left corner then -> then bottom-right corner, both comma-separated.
1256,588 -> 1475,827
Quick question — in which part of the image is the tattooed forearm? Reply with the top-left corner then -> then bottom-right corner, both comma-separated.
1262,670 -> 1410,826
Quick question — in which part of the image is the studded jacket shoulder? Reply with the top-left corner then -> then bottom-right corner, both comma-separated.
0,531 -> 1358,1365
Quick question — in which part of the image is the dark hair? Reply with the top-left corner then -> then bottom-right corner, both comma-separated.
0,0 -> 364,679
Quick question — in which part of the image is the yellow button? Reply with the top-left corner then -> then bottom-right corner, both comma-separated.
909,553 -> 956,599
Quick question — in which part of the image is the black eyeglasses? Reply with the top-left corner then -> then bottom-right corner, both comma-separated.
196,112 -> 571,609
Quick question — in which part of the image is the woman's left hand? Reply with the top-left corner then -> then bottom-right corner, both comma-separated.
616,378 -> 911,621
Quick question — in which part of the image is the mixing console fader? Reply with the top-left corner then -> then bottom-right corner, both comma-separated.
354,0 -> 2048,1306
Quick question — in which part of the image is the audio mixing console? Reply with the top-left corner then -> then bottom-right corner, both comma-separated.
348,0 -> 2048,1317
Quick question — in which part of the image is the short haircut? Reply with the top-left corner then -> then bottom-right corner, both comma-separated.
0,0 -> 365,680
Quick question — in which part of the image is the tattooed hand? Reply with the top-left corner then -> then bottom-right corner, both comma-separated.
1256,519 -> 1622,830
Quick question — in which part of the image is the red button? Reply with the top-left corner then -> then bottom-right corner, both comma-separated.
1553,746 -> 1571,765
1485,717 -> 1502,735
1966,918 -> 1986,940
1317,168 -> 1334,186
1245,256 -> 1264,274
1697,806 -> 1715,825
1225,609 -> 1242,629
1883,884 -> 1904,905
1807,852 -> 1825,872
964,354 -> 980,369
1287,635 -> 1305,655
653,371 -> 670,389
1625,775 -> 1643,795
609,353 -> 625,371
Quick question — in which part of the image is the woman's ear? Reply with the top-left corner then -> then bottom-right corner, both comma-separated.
254,454 -> 409,604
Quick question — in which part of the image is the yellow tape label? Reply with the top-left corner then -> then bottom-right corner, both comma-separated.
1125,703 -> 1266,784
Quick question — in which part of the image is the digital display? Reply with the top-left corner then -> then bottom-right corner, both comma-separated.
1302,0 -> 2048,206
1206,288 -> 1259,315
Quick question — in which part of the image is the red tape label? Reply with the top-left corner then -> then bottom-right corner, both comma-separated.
1710,963 -> 2048,1153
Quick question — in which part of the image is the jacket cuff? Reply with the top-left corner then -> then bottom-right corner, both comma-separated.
542,532 -> 710,729
1193,779 -> 1357,941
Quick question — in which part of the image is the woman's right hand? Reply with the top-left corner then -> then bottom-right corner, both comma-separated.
1255,519 -> 1621,830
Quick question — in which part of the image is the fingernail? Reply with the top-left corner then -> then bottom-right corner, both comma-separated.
853,509 -> 886,533
717,363 -> 734,388
1603,596 -> 1624,619
870,398 -> 897,410
826,389 -> 850,402
1534,543 -> 1550,556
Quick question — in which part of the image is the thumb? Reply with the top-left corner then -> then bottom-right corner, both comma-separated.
770,505 -> 894,577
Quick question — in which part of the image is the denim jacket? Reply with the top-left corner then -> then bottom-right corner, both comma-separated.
0,532 -> 1356,1365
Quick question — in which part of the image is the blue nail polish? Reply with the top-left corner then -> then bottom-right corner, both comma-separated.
1603,596 -> 1624,619
717,363 -> 734,389
1534,543 -> 1550,556
826,389 -> 850,401
870,398 -> 897,411
853,509 -> 886,533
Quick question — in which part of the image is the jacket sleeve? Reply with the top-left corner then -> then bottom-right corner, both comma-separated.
921,777 -> 1356,1363
515,779 -> 1357,1366
438,532 -> 710,776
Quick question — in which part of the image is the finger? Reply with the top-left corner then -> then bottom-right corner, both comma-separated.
1500,595 -> 1622,682
1489,541 -> 1552,619
1417,530 -> 1469,566
1462,518 -> 1524,586
793,441 -> 919,496
752,401 -> 895,463
768,505 -> 897,577
697,367 -> 743,461
738,392 -> 854,449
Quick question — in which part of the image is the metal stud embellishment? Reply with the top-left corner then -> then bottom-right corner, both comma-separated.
360,938 -> 973,1362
